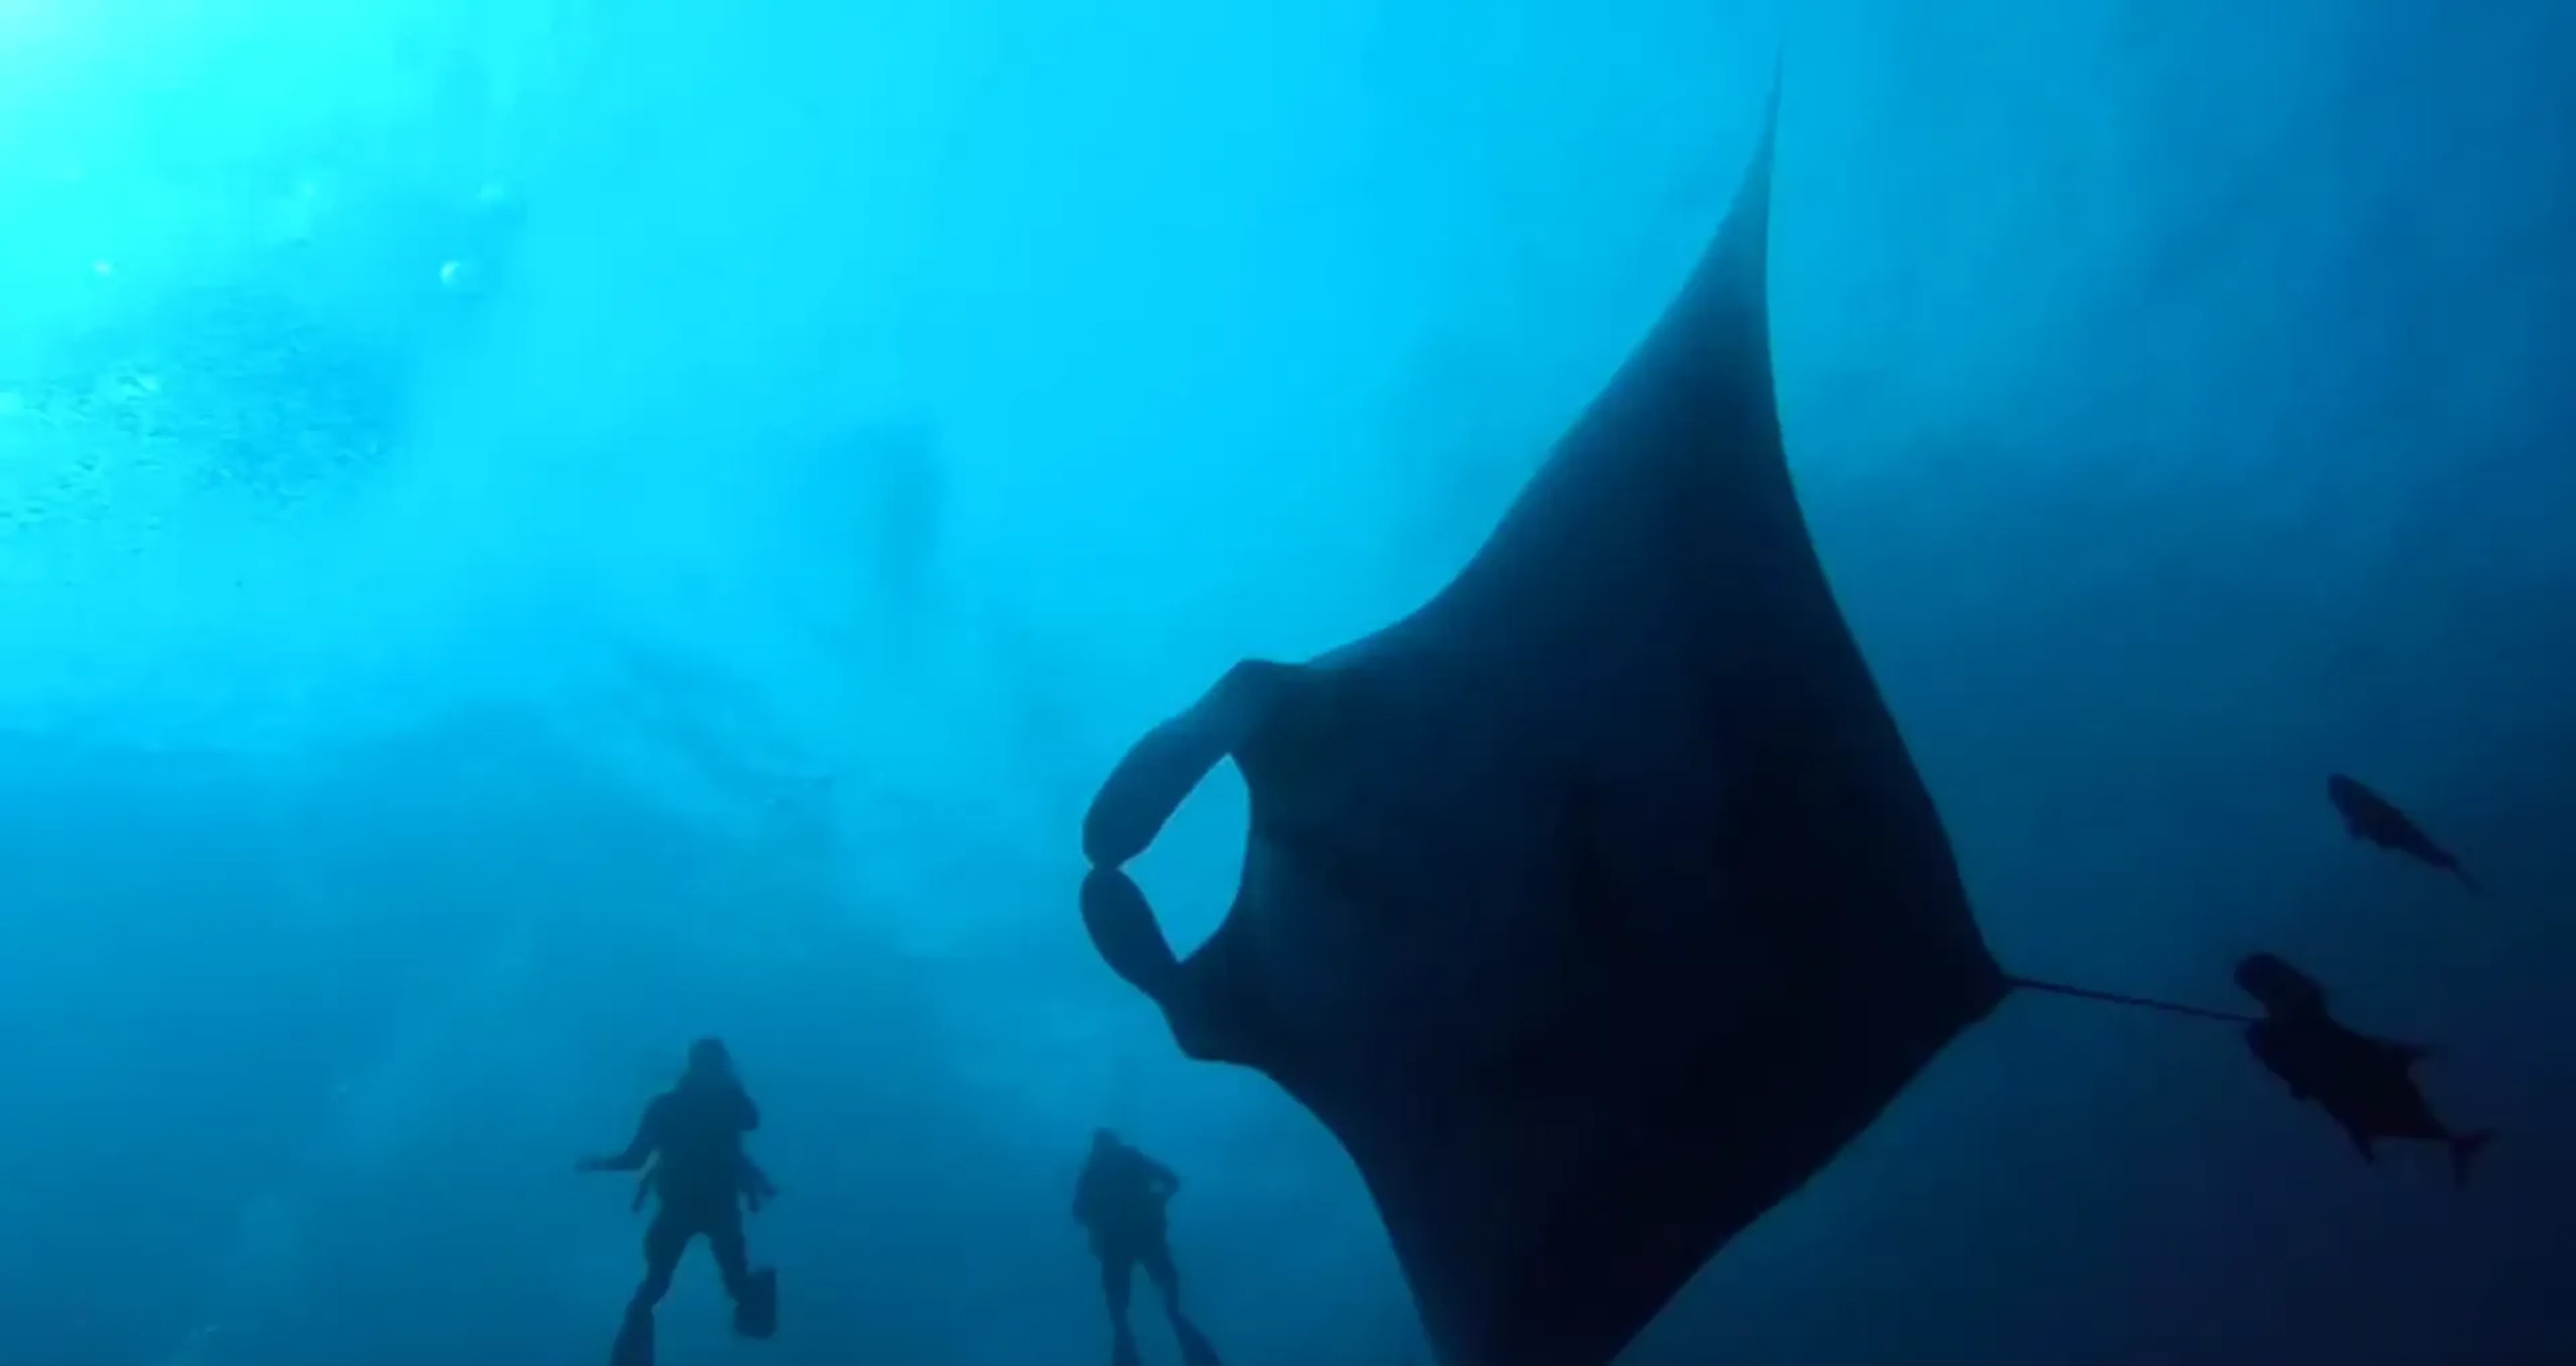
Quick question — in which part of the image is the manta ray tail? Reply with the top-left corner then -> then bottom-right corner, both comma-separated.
2005,974 -> 2258,1025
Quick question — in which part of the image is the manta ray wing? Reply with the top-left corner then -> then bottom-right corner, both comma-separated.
1082,78 -> 2008,1366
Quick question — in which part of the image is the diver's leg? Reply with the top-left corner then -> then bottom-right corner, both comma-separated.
1140,1239 -> 1184,1320
633,1210 -> 694,1314
1099,1251 -> 1136,1322
707,1206 -> 777,1339
1142,1243 -> 1220,1366
707,1209 -> 755,1305
1102,1252 -> 1142,1366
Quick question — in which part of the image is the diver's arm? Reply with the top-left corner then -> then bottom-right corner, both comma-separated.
1142,1155 -> 1181,1198
631,1165 -> 656,1211
578,1098 -> 666,1173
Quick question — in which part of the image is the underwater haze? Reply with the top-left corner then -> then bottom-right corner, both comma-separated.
1,0 -> 2571,1363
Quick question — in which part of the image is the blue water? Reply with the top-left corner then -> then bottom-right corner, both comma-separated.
2,1 -> 2569,1363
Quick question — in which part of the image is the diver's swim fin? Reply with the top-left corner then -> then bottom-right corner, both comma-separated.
733,1267 -> 779,1341
610,1306 -> 655,1366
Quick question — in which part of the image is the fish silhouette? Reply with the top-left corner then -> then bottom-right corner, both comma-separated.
2326,773 -> 2483,896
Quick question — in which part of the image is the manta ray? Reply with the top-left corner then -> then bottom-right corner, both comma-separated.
1075,78 -> 2065,1366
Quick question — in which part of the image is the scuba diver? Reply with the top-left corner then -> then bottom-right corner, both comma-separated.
2235,953 -> 2494,1186
1075,1129 -> 1222,1366
578,1037 -> 780,1366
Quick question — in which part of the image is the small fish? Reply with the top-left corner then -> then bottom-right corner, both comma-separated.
2326,773 -> 2483,895
2235,952 -> 2494,1186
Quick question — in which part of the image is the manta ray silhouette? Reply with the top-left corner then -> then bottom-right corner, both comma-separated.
1079,78 -> 2111,1366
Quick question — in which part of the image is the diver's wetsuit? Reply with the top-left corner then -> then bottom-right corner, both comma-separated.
597,1074 -> 763,1316
1076,1137 -> 1184,1329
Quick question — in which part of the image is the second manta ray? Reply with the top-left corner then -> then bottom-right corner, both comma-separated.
1080,76 -> 2016,1366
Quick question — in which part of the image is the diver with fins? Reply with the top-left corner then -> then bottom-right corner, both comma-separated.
1076,1129 -> 1224,1366
578,1037 -> 781,1366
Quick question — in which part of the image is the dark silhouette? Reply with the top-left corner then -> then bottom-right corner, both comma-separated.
1075,1129 -> 1220,1366
1074,76 -> 2013,1366
579,1037 -> 779,1366
2235,952 -> 2493,1186
2326,773 -> 2484,895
